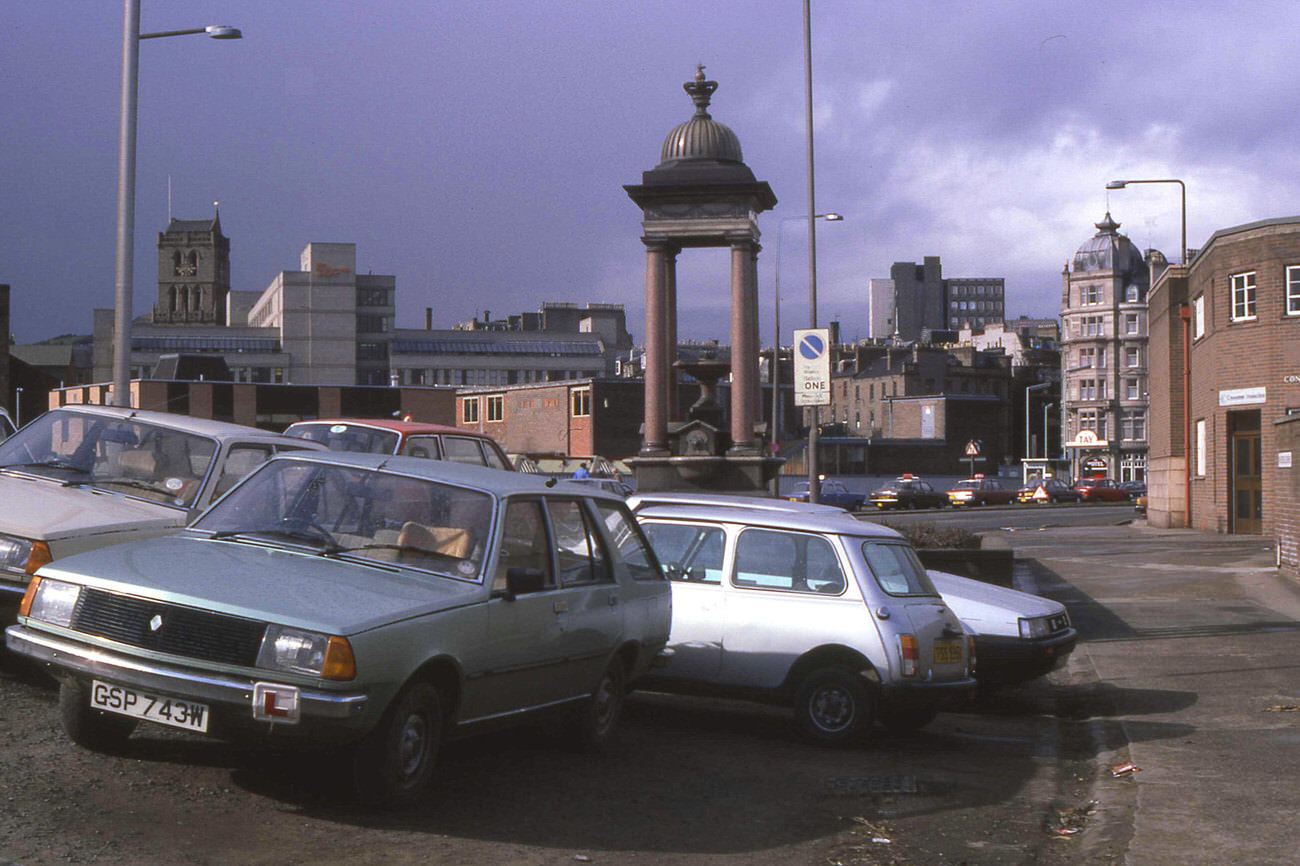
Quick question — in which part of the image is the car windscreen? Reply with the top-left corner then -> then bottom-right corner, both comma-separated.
193,459 -> 494,581
859,540 -> 939,596
0,410 -> 217,508
285,423 -> 400,455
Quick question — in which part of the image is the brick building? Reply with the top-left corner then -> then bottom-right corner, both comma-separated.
1148,216 -> 1300,549
457,379 -> 645,460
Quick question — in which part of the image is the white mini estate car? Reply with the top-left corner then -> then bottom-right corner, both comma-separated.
634,503 -> 977,743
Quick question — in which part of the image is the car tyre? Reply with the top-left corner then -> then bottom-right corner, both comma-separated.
59,679 -> 137,753
793,667 -> 874,746
569,657 -> 626,752
352,680 -> 442,810
877,703 -> 940,735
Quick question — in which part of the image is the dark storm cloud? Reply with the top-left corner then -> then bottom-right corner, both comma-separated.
3,1 -> 1296,346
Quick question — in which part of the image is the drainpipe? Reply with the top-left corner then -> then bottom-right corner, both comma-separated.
1180,304 -> 1192,527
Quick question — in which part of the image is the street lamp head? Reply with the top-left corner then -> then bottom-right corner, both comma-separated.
823,213 -> 844,221
205,25 -> 242,39
1106,180 -> 1129,189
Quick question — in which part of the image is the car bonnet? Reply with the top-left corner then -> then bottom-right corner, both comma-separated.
0,473 -> 185,540
33,533 -> 485,636
928,570 -> 1066,637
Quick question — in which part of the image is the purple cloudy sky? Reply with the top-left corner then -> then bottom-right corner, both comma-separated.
5,1 -> 1299,344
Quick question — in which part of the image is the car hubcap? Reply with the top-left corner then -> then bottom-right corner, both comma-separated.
592,674 -> 617,732
396,714 -> 427,779
810,684 -> 855,732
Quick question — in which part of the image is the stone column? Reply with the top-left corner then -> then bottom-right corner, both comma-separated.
642,240 -> 670,454
665,246 -> 680,422
729,240 -> 758,453
748,243 -> 762,435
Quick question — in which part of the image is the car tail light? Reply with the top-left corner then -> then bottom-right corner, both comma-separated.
899,634 -> 919,677
967,635 -> 977,676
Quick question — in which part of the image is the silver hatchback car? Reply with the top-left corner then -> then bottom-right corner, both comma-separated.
636,504 -> 976,744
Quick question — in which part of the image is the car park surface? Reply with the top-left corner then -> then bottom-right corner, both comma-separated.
946,475 -> 1017,507
869,475 -> 947,510
0,405 -> 321,607
634,503 -> 975,743
6,452 -> 671,808
285,418 -> 513,471
1015,477 -> 1084,504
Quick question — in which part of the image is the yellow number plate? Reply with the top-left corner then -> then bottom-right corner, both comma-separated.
933,641 -> 963,664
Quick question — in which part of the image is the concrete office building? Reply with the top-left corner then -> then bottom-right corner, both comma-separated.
92,218 -> 628,391
867,258 -> 1005,341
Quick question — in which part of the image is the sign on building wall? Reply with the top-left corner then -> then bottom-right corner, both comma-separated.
793,329 -> 831,407
921,404 -> 935,438
1219,387 -> 1266,407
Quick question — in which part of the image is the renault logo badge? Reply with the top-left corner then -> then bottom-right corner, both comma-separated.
149,614 -> 163,632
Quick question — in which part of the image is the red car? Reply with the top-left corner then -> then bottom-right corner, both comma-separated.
1072,477 -> 1131,502
284,418 -> 514,470
946,475 -> 1017,507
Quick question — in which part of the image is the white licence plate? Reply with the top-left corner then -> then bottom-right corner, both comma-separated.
90,680 -> 210,733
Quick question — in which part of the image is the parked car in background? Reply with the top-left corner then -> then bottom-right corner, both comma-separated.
927,570 -> 1076,688
629,491 -> 846,516
6,453 -> 671,808
1120,480 -> 1147,498
1073,477 -> 1131,502
869,475 -> 947,511
284,419 -> 513,471
635,503 -> 976,744
946,475 -> 1016,507
0,405 -> 321,608
0,407 -> 15,440
787,479 -> 866,511
1015,478 -> 1084,505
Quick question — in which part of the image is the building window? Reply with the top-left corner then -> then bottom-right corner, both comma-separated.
1126,284 -> 1140,302
462,398 -> 480,423
1080,316 -> 1104,337
1082,284 -> 1102,306
1079,379 -> 1097,400
486,395 -> 504,422
1196,418 -> 1207,476
1078,347 -> 1096,368
1123,411 -> 1147,441
571,386 -> 591,417
1125,378 -> 1145,400
1288,266 -> 1300,316
1230,272 -> 1257,321
1193,294 -> 1205,339
1125,346 -> 1142,368
1125,313 -> 1140,335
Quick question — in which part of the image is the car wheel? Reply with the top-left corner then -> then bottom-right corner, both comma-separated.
59,679 -> 137,753
793,667 -> 874,746
352,680 -> 442,810
569,658 -> 626,752
877,703 -> 939,735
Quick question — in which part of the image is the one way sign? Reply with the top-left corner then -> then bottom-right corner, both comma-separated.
793,329 -> 831,407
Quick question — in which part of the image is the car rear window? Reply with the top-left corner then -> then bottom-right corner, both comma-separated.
859,541 -> 939,596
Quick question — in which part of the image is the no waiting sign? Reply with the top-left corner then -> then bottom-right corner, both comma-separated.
793,328 -> 831,407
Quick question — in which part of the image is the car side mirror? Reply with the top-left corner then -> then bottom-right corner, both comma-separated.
504,567 -> 546,599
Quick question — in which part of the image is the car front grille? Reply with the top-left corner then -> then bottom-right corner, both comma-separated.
1048,613 -> 1070,633
72,588 -> 266,667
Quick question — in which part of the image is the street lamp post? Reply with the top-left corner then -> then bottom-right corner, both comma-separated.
1043,402 -> 1055,460
14,388 -> 22,427
112,1 -> 241,407
1025,381 -> 1051,465
771,212 -> 842,495
1106,178 -> 1187,264
801,0 -> 827,503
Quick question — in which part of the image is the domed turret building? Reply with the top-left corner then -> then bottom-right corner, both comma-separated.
1060,213 -> 1163,482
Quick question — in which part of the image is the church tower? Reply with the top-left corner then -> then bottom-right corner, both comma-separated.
154,209 -> 230,325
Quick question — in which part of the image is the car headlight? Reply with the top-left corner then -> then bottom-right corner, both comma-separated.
1019,615 -> 1057,640
23,577 -> 82,627
256,625 -> 356,681
0,534 -> 51,576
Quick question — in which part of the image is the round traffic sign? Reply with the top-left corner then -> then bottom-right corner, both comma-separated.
798,333 -> 826,360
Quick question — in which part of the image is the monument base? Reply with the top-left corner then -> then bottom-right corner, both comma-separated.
627,454 -> 785,493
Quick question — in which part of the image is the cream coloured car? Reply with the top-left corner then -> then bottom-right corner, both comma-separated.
0,405 -> 321,607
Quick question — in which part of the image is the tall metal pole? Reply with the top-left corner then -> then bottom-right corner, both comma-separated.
802,0 -> 822,504
112,0 -> 142,407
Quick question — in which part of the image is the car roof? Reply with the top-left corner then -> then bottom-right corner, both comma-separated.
626,492 -> 846,514
266,449 -> 621,500
635,503 -> 902,539
47,404 -> 308,443
287,418 -> 482,438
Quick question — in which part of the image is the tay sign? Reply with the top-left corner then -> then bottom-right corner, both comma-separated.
793,329 -> 831,407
